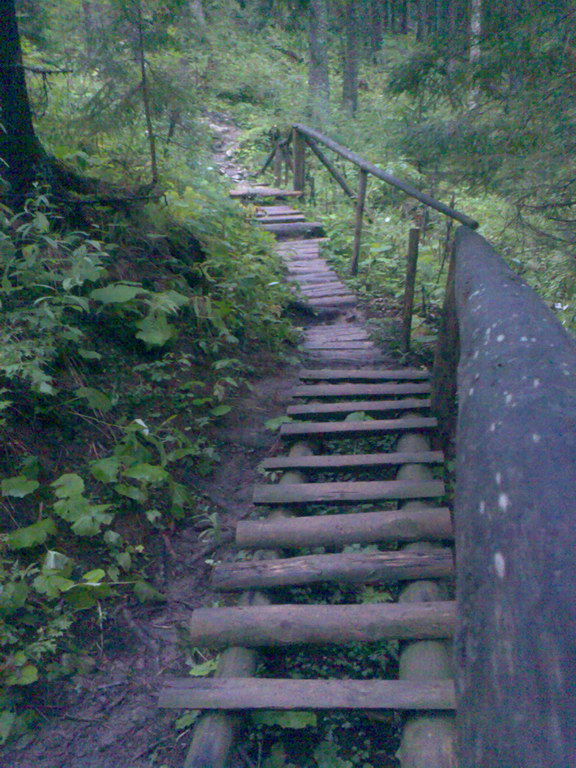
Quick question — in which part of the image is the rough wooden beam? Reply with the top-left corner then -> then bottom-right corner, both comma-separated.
280,417 -> 437,438
293,382 -> 432,398
253,479 -> 445,505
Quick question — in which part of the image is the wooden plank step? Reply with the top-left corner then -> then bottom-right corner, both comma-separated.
309,296 -> 357,307
302,342 -> 376,350
260,222 -> 325,238
187,601 -> 456,647
230,186 -> 303,198
159,678 -> 456,712
280,417 -> 437,438
237,506 -> 453,548
257,215 -> 307,224
212,548 -> 454,590
299,368 -> 430,381
293,383 -> 432,398
287,399 -> 431,417
253,479 -> 444,505
256,205 -> 299,215
260,450 -> 443,471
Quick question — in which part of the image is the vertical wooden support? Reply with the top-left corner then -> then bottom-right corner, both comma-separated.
402,228 -> 420,353
350,168 -> 368,275
430,246 -> 458,456
273,144 -> 283,187
293,128 -> 306,192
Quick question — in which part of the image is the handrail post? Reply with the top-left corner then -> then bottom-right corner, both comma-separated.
350,169 -> 368,275
274,142 -> 283,187
401,228 -> 420,353
293,128 -> 306,192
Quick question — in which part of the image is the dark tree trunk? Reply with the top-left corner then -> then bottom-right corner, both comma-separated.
0,0 -> 45,198
368,0 -> 384,54
308,0 -> 330,126
342,0 -> 359,115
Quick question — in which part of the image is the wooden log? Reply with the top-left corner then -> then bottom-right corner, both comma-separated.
398,716 -> 458,768
303,135 -> 357,200
280,416 -> 437,438
293,382 -> 432,398
160,677 -> 456,711
187,601 -> 456,648
292,124 -> 479,229
452,227 -> 576,768
261,450 -> 443,471
236,506 -> 453,549
351,168 -> 368,276
230,185 -> 303,198
260,221 -> 325,238
212,549 -> 454,590
402,228 -> 420,353
287,398 -> 431,417
299,368 -> 430,381
253,479 -> 445,505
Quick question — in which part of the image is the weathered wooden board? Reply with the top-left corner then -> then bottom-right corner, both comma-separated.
256,205 -> 299,215
293,383 -> 432,398
213,548 -> 454,590
299,368 -> 430,381
260,450 -> 443,471
261,222 -> 325,238
187,601 -> 456,647
230,185 -> 303,198
160,677 -> 456,711
253,479 -> 444,505
302,342 -> 376,350
236,506 -> 453,548
287,398 -> 431,417
452,227 -> 576,768
280,416 -> 437,438
309,296 -> 357,307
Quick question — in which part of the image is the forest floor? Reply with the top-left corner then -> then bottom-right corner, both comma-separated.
0,113 -> 303,768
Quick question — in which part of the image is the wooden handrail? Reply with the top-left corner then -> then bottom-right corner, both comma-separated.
293,123 -> 479,229
432,226 -> 576,768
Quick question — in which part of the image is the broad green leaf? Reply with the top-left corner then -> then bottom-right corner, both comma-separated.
252,711 -> 317,729
71,510 -> 113,536
264,415 -> 292,432
33,573 -> 75,597
75,387 -> 112,412
0,581 -> 28,616
115,551 -> 132,571
1,476 -> 39,498
82,568 -> 105,583
7,518 -> 57,550
114,483 -> 148,503
90,456 -> 121,483
135,311 -> 175,346
0,710 -> 16,745
43,550 -> 71,572
78,348 -> 102,360
188,658 -> 218,677
64,582 -> 112,609
90,283 -> 143,303
133,580 -> 166,603
175,710 -> 200,730
52,473 -> 84,498
6,664 -> 38,687
210,404 -> 231,417
313,741 -> 353,768
123,463 -> 169,484
344,411 -> 373,421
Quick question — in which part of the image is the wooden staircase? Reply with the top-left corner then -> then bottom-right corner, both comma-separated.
159,189 -> 457,767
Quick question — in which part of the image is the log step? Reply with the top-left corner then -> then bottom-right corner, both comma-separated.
159,678 -> 456,711
253,479 -> 445,505
299,368 -> 430,381
187,601 -> 456,648
260,450 -> 443,471
237,506 -> 452,548
287,399 -> 432,417
293,383 -> 432,398
280,417 -> 437,438
260,221 -> 325,238
212,548 -> 454,591
230,186 -> 303,198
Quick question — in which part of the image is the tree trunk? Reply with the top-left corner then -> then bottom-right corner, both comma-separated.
308,0 -> 330,126
342,0 -> 359,115
468,0 -> 481,107
0,0 -> 45,199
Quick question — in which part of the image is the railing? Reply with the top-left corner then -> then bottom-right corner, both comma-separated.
261,123 -> 478,352
432,226 -> 576,767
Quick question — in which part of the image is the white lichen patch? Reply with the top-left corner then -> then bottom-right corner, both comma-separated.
533,378 -> 541,388
469,387 -> 475,396
498,493 -> 510,511
497,334 -> 505,342
489,423 -> 497,432
505,393 -> 513,405
494,552 -> 506,579
479,501 -> 486,514
495,472 -> 502,486
532,433 -> 541,443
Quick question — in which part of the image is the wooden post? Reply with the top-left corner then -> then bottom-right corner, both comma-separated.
350,168 -> 368,275
273,143 -> 283,187
293,127 -> 306,192
430,244 -> 458,456
402,228 -> 420,353
303,136 -> 357,201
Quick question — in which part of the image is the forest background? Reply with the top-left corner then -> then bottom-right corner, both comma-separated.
0,0 -> 574,759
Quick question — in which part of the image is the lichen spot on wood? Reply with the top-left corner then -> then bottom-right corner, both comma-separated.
496,334 -> 505,342
505,393 -> 513,405
533,378 -> 541,388
479,501 -> 486,514
495,473 -> 502,486
489,423 -> 497,432
494,552 -> 506,579
498,493 -> 510,512
469,387 -> 475,396
532,433 -> 541,444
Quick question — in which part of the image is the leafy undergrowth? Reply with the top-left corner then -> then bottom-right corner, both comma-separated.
0,186 -> 295,744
